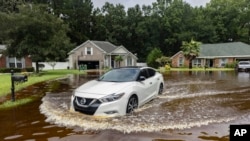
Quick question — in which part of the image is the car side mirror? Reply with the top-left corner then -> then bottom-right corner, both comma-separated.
138,76 -> 146,81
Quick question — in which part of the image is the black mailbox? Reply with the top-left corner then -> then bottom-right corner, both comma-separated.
10,70 -> 28,101
11,75 -> 28,82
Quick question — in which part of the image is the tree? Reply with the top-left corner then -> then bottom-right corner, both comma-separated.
146,48 -> 163,68
6,4 -> 74,73
181,39 -> 201,69
156,56 -> 171,67
114,55 -> 123,68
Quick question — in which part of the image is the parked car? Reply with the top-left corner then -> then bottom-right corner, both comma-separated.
70,66 -> 164,116
236,61 -> 250,72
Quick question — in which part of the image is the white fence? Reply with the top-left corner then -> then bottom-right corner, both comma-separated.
32,62 -> 69,70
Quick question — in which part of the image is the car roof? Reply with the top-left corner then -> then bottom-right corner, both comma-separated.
115,66 -> 155,70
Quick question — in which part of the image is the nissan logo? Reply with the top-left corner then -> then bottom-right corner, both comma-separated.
80,98 -> 86,105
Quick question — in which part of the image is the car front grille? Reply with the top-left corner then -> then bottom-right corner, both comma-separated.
75,96 -> 98,107
73,96 -> 101,115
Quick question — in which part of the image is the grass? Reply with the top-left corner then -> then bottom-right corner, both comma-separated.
0,98 -> 33,109
170,67 -> 234,71
0,69 -> 85,97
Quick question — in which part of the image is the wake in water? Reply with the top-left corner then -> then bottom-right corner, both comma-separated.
40,79 -> 250,133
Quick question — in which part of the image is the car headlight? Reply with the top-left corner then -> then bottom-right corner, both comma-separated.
99,93 -> 125,103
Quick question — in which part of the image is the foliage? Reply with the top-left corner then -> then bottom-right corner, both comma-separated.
114,55 -> 123,67
156,56 -> 171,67
1,0 -> 250,65
0,67 -> 34,73
3,4 -> 74,73
146,48 -> 163,68
181,39 -> 202,69
225,61 -> 237,68
165,64 -> 171,70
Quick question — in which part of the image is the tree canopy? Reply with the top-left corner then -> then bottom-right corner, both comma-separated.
1,0 -> 250,64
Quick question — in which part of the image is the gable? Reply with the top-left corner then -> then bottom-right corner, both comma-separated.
112,47 -> 127,54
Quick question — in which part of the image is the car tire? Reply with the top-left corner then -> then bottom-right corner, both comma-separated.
158,83 -> 164,95
126,95 -> 138,114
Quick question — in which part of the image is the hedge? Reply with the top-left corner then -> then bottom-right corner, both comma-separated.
0,67 -> 34,73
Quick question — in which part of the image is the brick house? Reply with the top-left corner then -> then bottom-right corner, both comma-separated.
0,45 -> 32,69
171,42 -> 250,68
68,40 -> 138,69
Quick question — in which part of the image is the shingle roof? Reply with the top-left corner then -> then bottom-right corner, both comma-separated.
198,42 -> 250,58
68,40 -> 118,54
91,40 -> 117,53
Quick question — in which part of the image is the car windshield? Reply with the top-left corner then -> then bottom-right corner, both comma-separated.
239,61 -> 250,64
98,68 -> 140,82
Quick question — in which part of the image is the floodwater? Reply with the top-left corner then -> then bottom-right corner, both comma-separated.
1,71 -> 250,141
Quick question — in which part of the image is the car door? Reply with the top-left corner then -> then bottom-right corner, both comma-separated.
146,68 -> 159,96
136,69 -> 153,105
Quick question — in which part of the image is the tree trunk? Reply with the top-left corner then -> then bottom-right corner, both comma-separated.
189,60 -> 192,69
35,61 -> 39,73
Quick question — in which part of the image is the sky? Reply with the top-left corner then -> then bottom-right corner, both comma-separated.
92,0 -> 211,9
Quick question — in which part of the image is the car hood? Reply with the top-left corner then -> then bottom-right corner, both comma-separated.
75,80 -> 133,98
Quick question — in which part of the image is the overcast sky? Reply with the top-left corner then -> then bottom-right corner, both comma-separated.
92,0 -> 211,9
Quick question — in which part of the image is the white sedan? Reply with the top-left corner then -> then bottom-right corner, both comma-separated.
70,66 -> 164,116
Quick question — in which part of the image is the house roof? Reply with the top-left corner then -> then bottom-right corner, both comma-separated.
68,40 -> 118,54
91,40 -> 117,53
68,40 -> 137,59
198,42 -> 250,58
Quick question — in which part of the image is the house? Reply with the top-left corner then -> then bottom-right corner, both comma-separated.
0,45 -> 32,69
68,40 -> 138,69
171,42 -> 250,68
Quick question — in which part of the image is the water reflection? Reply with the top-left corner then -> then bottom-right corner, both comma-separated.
40,71 -> 250,133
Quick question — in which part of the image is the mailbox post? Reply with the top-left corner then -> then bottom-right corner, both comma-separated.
10,70 -> 28,102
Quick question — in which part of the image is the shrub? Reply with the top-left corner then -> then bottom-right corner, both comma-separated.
165,64 -> 171,70
225,62 -> 237,68
146,48 -> 163,68
0,67 -> 34,73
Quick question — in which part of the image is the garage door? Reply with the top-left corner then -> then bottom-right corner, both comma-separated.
78,61 -> 99,69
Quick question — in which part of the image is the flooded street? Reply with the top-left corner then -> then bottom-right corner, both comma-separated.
1,71 -> 250,141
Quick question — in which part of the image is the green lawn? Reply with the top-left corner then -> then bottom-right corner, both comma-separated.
170,67 -> 234,71
0,69 -> 85,97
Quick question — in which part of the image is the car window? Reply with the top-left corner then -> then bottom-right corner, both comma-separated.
147,68 -> 156,77
139,69 -> 149,79
98,68 -> 139,82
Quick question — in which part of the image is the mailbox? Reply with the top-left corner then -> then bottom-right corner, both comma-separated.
10,70 -> 28,101
11,75 -> 28,82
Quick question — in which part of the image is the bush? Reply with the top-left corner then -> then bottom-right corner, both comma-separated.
165,64 -> 171,70
146,48 -> 163,68
0,67 -> 34,73
225,62 -> 237,68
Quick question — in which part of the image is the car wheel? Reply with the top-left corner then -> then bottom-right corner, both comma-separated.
158,83 -> 164,95
126,95 -> 138,114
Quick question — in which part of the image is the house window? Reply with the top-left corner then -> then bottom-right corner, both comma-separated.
8,57 -> 23,68
192,59 -> 201,67
178,57 -> 184,67
220,58 -> 227,67
127,56 -> 132,66
85,47 -> 92,55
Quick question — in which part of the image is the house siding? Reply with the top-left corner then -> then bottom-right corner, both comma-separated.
69,41 -> 137,69
171,52 -> 189,68
0,56 -> 6,68
24,56 -> 32,67
71,42 -> 105,69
